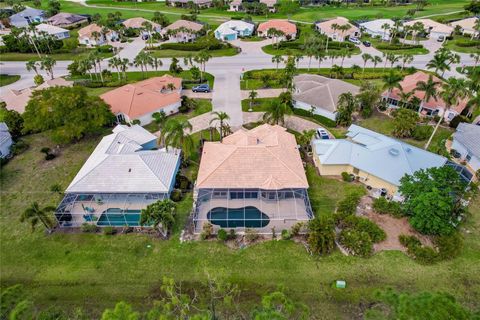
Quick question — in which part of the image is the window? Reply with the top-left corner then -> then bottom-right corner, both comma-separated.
466,153 -> 472,162
212,191 -> 227,199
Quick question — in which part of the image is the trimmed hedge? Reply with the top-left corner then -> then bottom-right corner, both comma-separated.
376,43 -> 424,50
454,39 -> 480,48
159,41 -> 229,51
277,40 -> 355,51
292,108 -> 336,128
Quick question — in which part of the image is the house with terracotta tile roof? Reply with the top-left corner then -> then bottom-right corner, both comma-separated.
100,75 -> 182,125
193,124 -> 313,234
257,19 -> 297,40
78,23 -> 118,46
315,17 -> 360,42
450,17 -> 479,38
161,19 -> 204,42
122,17 -> 162,33
404,19 -> 453,41
293,74 -> 360,121
381,71 -> 468,121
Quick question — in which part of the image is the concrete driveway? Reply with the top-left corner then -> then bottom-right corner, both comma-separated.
114,37 -> 146,61
183,89 -> 213,99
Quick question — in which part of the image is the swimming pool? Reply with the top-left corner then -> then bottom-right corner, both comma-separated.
97,208 -> 142,227
207,206 -> 270,228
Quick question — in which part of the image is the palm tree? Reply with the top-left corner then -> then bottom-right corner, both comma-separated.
372,55 -> 382,70
427,51 -> 449,76
425,78 -> 468,149
108,57 -> 122,81
382,70 -> 403,99
26,59 -> 39,76
89,51 -> 105,83
470,53 -> 480,68
151,56 -> 163,72
40,56 -> 56,80
209,111 -> 230,141
331,64 -> 344,79
248,89 -> 257,111
415,75 -> 440,113
398,90 -> 413,108
339,48 -> 351,68
141,20 -> 154,49
119,58 -> 130,81
262,99 -> 291,126
381,22 -> 390,41
272,55 -> 283,70
20,202 -> 56,232
387,53 -> 400,68
161,118 -> 195,159
27,24 -> 41,58
400,54 -> 414,70
194,50 -> 211,83
297,129 -> 316,153
335,92 -> 357,126
134,51 -> 153,79
315,51 -> 325,69
361,53 -> 372,74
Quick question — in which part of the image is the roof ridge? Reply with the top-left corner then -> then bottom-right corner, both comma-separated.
264,142 -> 307,187
139,153 -> 169,190
196,144 -> 237,186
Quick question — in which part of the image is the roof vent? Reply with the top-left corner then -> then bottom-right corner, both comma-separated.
128,168 -> 131,172
389,148 -> 400,156
405,147 -> 412,153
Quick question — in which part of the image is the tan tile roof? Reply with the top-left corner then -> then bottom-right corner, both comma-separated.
1,78 -> 73,113
293,74 -> 360,113
122,17 -> 160,30
404,19 -> 453,34
196,124 -> 309,189
100,75 -> 182,119
163,19 -> 203,32
257,19 -> 297,36
315,17 -> 359,36
78,23 -> 103,38
384,71 -> 467,114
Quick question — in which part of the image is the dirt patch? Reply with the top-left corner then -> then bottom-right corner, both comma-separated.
359,196 -> 432,252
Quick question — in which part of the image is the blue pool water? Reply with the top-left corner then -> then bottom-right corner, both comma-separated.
207,206 -> 270,228
96,208 -> 142,226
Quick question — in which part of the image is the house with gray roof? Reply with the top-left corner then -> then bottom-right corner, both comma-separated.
0,122 -> 13,159
293,74 -> 360,121
55,124 -> 181,228
452,122 -> 480,173
312,125 -> 447,196
47,12 -> 88,28
9,7 -> 45,28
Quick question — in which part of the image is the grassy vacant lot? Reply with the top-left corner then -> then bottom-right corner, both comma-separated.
361,35 -> 430,55
443,35 -> 480,54
0,129 -> 479,318
0,74 -> 20,87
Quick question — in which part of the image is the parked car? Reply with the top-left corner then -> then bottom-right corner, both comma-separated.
316,128 -> 329,140
437,35 -> 445,42
192,84 -> 210,93
362,40 -> 371,47
349,37 -> 361,44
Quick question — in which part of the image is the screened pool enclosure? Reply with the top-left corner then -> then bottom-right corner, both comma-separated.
55,193 -> 168,227
193,188 -> 314,234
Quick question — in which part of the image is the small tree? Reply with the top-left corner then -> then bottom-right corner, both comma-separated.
307,215 -> 336,255
101,302 -> 139,320
20,202 -> 56,232
139,199 -> 176,237
391,108 -> 419,138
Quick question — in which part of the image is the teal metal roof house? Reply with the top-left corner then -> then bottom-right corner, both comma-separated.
214,20 -> 255,41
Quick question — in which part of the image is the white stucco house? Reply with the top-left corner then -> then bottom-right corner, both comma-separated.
452,122 -> 480,173
404,19 -> 453,41
359,19 -> 395,40
0,123 -> 13,159
214,20 -> 254,41
30,23 -> 70,40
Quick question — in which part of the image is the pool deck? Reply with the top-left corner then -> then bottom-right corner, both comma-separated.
194,198 -> 311,234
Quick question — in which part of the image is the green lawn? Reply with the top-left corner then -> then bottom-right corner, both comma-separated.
241,98 -> 273,112
361,35 -> 429,55
1,130 -> 479,317
0,50 -> 113,62
443,35 -> 480,54
147,47 -> 239,58
0,74 -> 20,87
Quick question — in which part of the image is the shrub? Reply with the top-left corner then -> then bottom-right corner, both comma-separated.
372,197 -> 403,218
290,222 -> 304,236
449,115 -> 469,129
281,229 -> 291,240
217,228 -> 228,241
81,223 -> 98,233
308,215 -> 335,255
96,45 -> 113,53
335,192 -> 362,221
200,222 -> 213,240
436,232 -> 463,260
34,74 -> 44,86
170,189 -> 182,202
11,139 -> 29,156
412,125 -> 433,141
399,235 -> 437,264
103,226 -> 117,235
341,215 -> 386,243
339,229 -> 373,257
341,172 -> 351,182
245,228 -> 259,242
454,39 -> 480,48
376,43 -> 423,50
228,228 -> 236,240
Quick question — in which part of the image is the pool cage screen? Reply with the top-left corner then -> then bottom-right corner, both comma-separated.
55,193 -> 168,227
193,188 -> 313,234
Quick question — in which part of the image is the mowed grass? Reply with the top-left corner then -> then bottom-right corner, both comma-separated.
147,47 -> 239,58
1,126 -> 479,317
0,50 -> 113,62
0,74 -> 20,87
443,35 -> 480,54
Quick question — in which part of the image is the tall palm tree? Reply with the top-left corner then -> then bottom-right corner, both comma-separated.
209,111 -> 230,141
119,58 -> 130,81
108,57 -> 122,81
134,51 -> 153,79
427,51 -> 449,76
161,118 -> 195,159
381,22 -> 390,41
315,51 -> 325,69
40,56 -> 56,80
372,55 -> 382,70
20,202 -> 56,232
27,24 -> 41,58
151,56 -> 163,72
425,78 -> 468,149
387,53 -> 400,68
194,50 -> 212,82
272,55 -> 283,70
339,48 -> 351,68
361,53 -> 372,74
262,99 -> 291,126
141,20 -> 154,49
415,75 -> 440,113
382,70 -> 403,99
400,53 -> 414,70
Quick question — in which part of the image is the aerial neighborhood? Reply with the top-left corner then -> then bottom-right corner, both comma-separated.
0,0 -> 479,318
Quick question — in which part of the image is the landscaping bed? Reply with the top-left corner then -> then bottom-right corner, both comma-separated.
443,35 -> 480,54
361,35 -> 429,55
